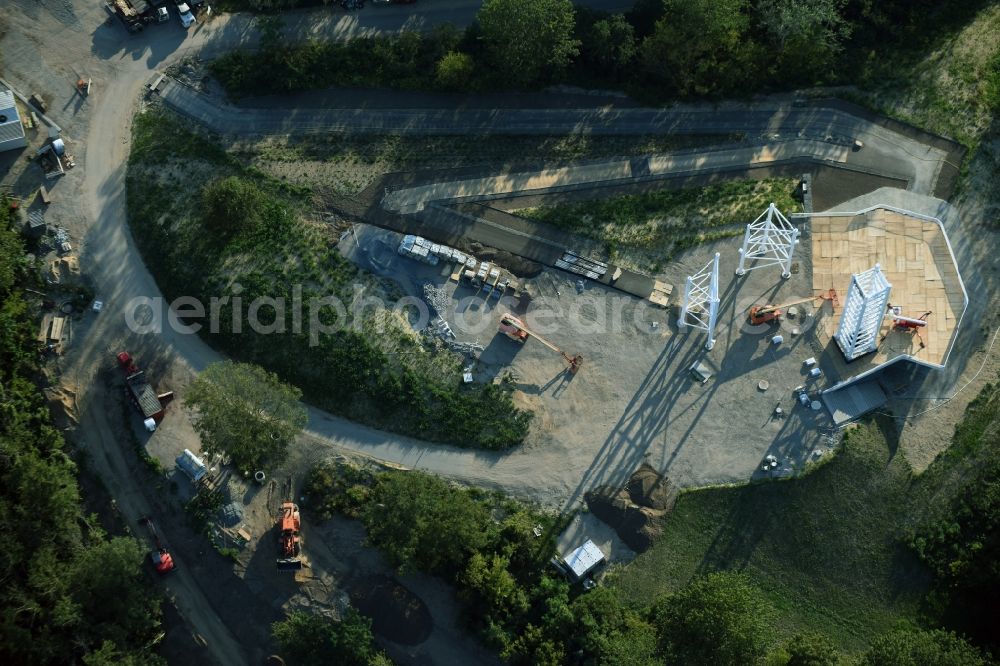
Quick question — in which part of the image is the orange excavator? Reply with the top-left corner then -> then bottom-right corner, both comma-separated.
748,289 -> 838,326
498,313 -> 583,374
276,500 -> 303,571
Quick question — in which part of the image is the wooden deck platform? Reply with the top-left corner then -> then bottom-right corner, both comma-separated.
810,208 -> 965,383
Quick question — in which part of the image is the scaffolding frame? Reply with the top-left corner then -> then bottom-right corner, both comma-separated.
835,264 -> 892,361
679,253 -> 721,350
736,203 -> 799,279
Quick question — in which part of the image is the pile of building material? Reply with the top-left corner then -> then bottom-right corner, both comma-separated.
36,139 -> 70,179
47,256 -> 80,285
398,234 -> 475,268
176,448 -> 207,482
556,250 -> 608,280
422,284 -> 451,315
54,227 -> 72,254
37,313 -> 68,351
428,316 -> 454,339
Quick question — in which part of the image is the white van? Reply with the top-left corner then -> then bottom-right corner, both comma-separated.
177,3 -> 195,28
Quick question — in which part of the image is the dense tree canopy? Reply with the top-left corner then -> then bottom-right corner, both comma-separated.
650,571 -> 773,666
755,0 -> 851,83
641,0 -> 763,98
362,471 -> 490,576
272,609 -> 384,666
783,631 -> 842,666
0,200 -> 164,664
861,628 -> 987,666
476,0 -> 580,87
910,385 -> 1000,648
578,12 -> 638,78
185,360 -> 308,473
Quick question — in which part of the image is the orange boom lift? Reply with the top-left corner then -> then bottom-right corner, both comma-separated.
748,289 -> 839,326
498,313 -> 583,374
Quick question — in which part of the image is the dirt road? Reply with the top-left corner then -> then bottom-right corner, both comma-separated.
74,377 -> 249,666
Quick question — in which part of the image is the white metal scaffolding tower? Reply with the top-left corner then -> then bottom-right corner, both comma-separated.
835,264 -> 892,361
680,253 -> 721,350
736,203 -> 799,278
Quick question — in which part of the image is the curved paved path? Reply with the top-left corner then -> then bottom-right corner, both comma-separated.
160,76 -> 949,196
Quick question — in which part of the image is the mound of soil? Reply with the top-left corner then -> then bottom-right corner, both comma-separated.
349,575 -> 432,645
585,464 -> 678,553
626,464 -> 677,510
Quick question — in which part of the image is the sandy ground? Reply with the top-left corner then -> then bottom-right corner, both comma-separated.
341,224 -> 834,511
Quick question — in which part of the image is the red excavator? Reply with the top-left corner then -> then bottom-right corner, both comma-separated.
276,500 -> 303,571
138,517 -> 175,575
498,313 -> 583,374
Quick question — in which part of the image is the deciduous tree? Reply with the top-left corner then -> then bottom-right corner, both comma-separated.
641,0 -> 761,97
582,14 -> 637,77
476,0 -> 580,87
272,609 -> 381,666
650,571 -> 773,666
755,0 -> 850,83
436,51 -> 476,91
783,631 -> 841,666
186,361 -> 307,473
362,471 -> 489,577
861,628 -> 987,666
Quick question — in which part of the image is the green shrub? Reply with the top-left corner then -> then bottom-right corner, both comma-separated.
860,628 -> 987,666
435,51 -> 476,91
303,462 -> 374,520
650,571 -> 774,666
272,608 -> 384,666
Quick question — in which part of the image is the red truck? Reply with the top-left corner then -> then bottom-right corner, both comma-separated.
117,352 -> 172,427
139,517 -> 175,574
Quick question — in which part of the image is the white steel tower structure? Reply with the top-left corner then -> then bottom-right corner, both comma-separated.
680,253 -> 721,350
736,203 -> 799,278
835,264 -> 892,361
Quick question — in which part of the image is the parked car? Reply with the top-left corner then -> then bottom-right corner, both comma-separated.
177,2 -> 195,27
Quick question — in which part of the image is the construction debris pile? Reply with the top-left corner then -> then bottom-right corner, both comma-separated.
422,284 -> 451,315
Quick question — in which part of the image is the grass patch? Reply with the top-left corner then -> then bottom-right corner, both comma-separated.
517,178 -> 801,272
849,4 -> 1000,150
236,133 -> 732,198
127,107 -> 532,449
608,419 -> 928,652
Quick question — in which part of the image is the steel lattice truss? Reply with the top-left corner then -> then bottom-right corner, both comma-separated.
835,263 -> 892,361
680,253 -> 721,350
736,203 -> 800,279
